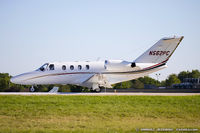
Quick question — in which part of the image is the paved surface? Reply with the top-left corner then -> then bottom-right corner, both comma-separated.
101,88 -> 200,93
0,92 -> 200,96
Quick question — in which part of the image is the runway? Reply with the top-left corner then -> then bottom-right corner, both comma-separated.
0,92 -> 200,96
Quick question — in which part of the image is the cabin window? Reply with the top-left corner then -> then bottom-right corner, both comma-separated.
62,65 -> 66,70
78,65 -> 82,70
38,63 -> 49,71
40,67 -> 45,71
70,65 -> 74,70
49,64 -> 54,70
86,65 -> 90,70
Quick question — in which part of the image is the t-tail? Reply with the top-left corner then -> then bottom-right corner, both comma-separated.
134,36 -> 184,65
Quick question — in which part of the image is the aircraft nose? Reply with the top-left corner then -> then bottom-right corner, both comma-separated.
10,76 -> 21,84
10,74 -> 28,84
10,77 -> 14,83
10,72 -> 35,85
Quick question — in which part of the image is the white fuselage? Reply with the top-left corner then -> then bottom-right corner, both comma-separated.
11,60 -> 167,89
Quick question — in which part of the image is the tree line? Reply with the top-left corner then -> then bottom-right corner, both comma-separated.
0,69 -> 199,92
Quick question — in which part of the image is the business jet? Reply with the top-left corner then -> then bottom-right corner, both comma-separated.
11,36 -> 184,92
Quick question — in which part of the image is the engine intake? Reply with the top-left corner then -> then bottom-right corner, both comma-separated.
131,62 -> 136,68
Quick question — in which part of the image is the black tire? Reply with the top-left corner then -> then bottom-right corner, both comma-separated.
95,88 -> 101,93
90,89 -> 95,92
29,86 -> 35,92
90,88 -> 101,93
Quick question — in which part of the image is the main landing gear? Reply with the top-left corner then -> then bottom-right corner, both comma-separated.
90,84 -> 102,93
90,88 -> 102,93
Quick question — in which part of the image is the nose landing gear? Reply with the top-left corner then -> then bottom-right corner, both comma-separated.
29,86 -> 36,92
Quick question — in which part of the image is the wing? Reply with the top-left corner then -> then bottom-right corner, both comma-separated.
81,74 -> 112,88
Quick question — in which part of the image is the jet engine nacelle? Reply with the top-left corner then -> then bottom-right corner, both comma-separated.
104,60 -> 131,70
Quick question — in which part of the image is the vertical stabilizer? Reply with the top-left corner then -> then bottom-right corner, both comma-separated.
135,36 -> 184,64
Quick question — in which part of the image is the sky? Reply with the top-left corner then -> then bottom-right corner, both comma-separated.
0,0 -> 200,81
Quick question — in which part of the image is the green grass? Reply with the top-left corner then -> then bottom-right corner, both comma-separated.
0,95 -> 199,133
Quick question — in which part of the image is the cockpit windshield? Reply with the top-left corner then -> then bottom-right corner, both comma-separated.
37,63 -> 49,71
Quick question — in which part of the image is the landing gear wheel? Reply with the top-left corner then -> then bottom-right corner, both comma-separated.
90,88 -> 101,93
95,88 -> 101,93
90,89 -> 95,92
29,86 -> 35,92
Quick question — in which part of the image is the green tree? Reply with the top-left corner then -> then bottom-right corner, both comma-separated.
59,85 -> 71,92
178,71 -> 190,82
188,70 -> 200,78
70,85 -> 83,92
0,78 -> 9,91
178,70 -> 200,82
160,80 -> 166,86
0,73 -> 10,92
138,76 -> 160,86
166,74 -> 181,87
113,81 -> 132,89
131,79 -> 144,89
